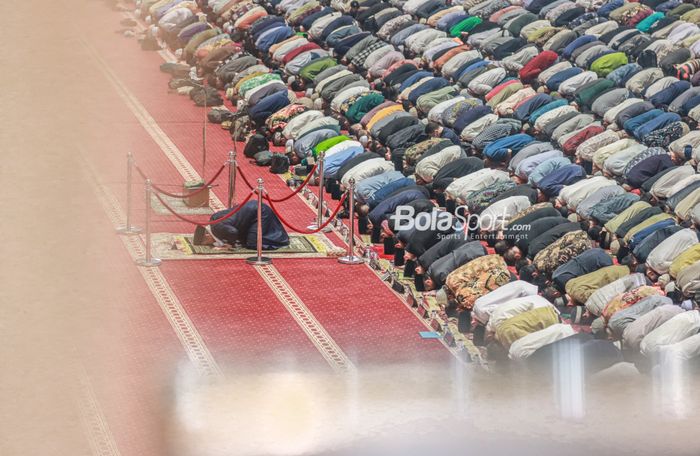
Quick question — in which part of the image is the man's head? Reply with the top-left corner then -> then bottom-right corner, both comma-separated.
425,122 -> 442,138
356,203 -> 370,217
646,266 -> 660,283
494,239 -> 510,255
290,77 -> 306,92
543,286 -> 562,303
503,245 -> 522,266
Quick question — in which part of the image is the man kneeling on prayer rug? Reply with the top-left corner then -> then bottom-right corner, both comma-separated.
193,201 -> 289,250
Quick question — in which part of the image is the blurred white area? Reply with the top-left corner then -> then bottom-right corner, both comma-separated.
167,360 -> 700,456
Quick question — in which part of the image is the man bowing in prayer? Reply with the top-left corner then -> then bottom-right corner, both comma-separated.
193,201 -> 290,250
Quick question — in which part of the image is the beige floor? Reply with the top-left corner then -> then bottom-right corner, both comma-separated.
0,1 -> 140,454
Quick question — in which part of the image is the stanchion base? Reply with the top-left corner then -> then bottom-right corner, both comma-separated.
338,255 -> 364,265
117,226 -> 142,235
246,256 -> 272,265
135,257 -> 162,267
306,222 -> 333,233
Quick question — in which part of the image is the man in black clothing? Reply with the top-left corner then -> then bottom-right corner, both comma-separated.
426,121 -> 461,146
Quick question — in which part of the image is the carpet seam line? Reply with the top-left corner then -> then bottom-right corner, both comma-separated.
78,151 -> 223,379
254,264 -> 357,373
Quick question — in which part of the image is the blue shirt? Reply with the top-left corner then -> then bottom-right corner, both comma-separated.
529,157 -> 572,185
536,164 -> 587,197
323,143 -> 365,178
483,134 -> 534,162
255,26 -> 293,53
355,171 -> 405,203
514,93 -> 553,121
399,70 -> 433,92
562,35 -> 597,60
369,187 -> 429,225
368,178 -> 415,208
632,112 -> 681,141
546,68 -> 584,91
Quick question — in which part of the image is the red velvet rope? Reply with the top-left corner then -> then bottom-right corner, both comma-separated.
267,162 -> 319,202
237,165 -> 255,190
237,163 -> 319,202
135,164 -> 227,199
153,190 -> 255,226
264,191 -> 348,234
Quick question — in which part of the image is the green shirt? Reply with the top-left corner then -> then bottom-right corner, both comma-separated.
450,17 -> 482,37
416,86 -> 459,113
299,57 -> 337,82
345,92 -> 385,124
313,135 -> 350,156
590,52 -> 628,77
575,78 -> 615,109
238,73 -> 282,98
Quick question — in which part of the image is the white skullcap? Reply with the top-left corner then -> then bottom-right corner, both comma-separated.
285,139 -> 294,150
359,135 -> 369,146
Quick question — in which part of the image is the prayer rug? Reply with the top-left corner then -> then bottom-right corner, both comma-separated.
150,232 -> 342,260
150,193 -> 213,215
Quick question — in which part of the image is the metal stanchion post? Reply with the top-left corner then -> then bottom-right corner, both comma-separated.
307,152 -> 331,232
227,150 -> 237,208
136,179 -> 162,267
338,178 -> 364,265
246,178 -> 272,265
117,152 -> 142,235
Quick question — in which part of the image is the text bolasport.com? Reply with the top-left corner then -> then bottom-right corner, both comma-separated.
390,206 -> 531,241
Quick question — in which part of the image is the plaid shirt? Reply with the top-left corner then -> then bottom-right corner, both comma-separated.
350,41 -> 387,69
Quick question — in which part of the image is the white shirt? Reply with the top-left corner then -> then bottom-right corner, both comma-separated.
473,281 -> 539,325
558,176 -> 617,210
650,165 -> 696,199
479,196 -> 531,231
509,324 -> 576,360
576,130 -> 620,161
282,111 -> 324,139
585,273 -> 646,316
487,296 -> 555,333
460,114 -> 499,141
640,311 -> 700,358
415,145 -> 464,182
446,169 -> 510,202
341,158 -> 395,187
646,229 -> 699,275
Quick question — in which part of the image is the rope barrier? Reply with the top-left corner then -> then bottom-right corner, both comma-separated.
237,165 -> 256,190
265,191 -> 347,234
266,162 -> 319,203
135,163 -> 226,199
153,189 -> 256,226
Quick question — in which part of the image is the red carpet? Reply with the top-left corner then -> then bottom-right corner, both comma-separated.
160,260 -> 333,371
272,259 -> 452,365
73,6 -> 458,454
78,2 -> 455,366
